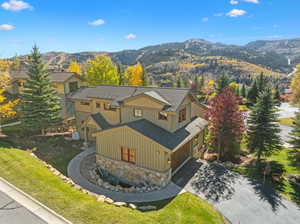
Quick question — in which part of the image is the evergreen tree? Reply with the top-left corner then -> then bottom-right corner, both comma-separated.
117,64 -> 125,86
247,80 -> 259,105
142,69 -> 148,86
257,72 -> 266,93
289,111 -> 300,148
176,76 -> 182,88
273,84 -> 281,106
247,88 -> 282,161
216,73 -> 230,93
20,45 -> 62,135
241,84 -> 246,98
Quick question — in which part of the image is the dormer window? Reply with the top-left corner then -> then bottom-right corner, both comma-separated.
134,108 -> 142,117
96,103 -> 101,109
178,108 -> 186,123
159,111 -> 168,120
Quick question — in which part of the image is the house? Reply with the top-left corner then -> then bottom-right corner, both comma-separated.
69,85 -> 208,187
8,71 -> 83,118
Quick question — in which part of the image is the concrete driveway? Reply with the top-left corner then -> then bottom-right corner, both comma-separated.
0,190 -> 46,224
173,159 -> 300,224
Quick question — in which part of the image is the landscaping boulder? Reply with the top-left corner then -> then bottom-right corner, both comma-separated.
104,197 -> 114,204
128,203 -> 137,209
96,195 -> 106,202
113,202 -> 127,207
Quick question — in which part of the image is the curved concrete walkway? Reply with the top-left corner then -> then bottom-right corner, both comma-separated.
67,147 -> 182,202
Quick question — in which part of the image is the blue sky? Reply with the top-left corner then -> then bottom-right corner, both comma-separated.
0,0 -> 299,58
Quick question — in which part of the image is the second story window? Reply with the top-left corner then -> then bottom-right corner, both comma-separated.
80,101 -> 90,106
178,108 -> 186,123
104,103 -> 116,111
159,111 -> 168,120
134,108 -> 142,117
96,102 -> 101,109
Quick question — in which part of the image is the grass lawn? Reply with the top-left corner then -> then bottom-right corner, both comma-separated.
234,148 -> 300,206
1,125 -> 82,175
0,147 -> 225,224
278,117 -> 294,127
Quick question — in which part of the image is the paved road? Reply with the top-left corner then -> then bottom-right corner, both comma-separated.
277,103 -> 298,119
0,190 -> 46,224
173,160 -> 300,224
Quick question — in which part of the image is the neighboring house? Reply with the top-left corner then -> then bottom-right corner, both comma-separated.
8,71 -> 83,118
68,85 -> 208,187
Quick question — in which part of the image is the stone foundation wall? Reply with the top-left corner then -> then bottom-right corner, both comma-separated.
96,154 -> 171,187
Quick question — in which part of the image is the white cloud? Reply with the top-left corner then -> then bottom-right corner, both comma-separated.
124,33 -> 136,40
230,0 -> 239,5
244,0 -> 259,3
202,17 -> 209,22
226,9 -> 247,17
1,0 -> 33,12
0,24 -> 15,30
88,19 -> 105,26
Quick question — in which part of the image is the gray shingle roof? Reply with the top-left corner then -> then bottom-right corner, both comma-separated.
69,85 -> 191,112
90,113 -> 112,130
9,71 -> 80,83
91,113 -> 208,151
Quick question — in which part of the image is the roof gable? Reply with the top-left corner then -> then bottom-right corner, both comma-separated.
9,71 -> 81,83
69,85 -> 191,112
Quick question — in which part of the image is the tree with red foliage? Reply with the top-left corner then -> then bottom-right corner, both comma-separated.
206,87 -> 246,161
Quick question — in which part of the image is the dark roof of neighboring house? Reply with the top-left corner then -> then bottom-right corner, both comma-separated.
91,112 -> 208,151
69,85 -> 191,112
9,71 -> 81,83
90,113 -> 112,130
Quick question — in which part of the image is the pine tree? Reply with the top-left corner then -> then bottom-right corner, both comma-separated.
20,45 -> 62,135
176,76 -> 182,88
247,80 -> 259,105
141,68 -> 148,86
247,88 -> 282,161
273,84 -> 281,106
117,64 -> 125,86
241,84 -> 246,98
289,112 -> 300,148
257,72 -> 266,93
216,73 -> 230,94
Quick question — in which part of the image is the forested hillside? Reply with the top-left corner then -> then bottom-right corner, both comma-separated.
10,37 -> 299,86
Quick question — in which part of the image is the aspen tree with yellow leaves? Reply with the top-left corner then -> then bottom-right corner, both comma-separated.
0,74 -> 19,131
67,61 -> 81,75
290,64 -> 300,106
125,62 -> 146,86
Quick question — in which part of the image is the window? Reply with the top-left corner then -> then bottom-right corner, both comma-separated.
121,147 -> 136,164
96,102 -> 101,109
134,109 -> 142,117
80,101 -> 90,106
69,81 -> 78,92
178,108 -> 186,123
159,111 -> 168,120
104,103 -> 116,111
